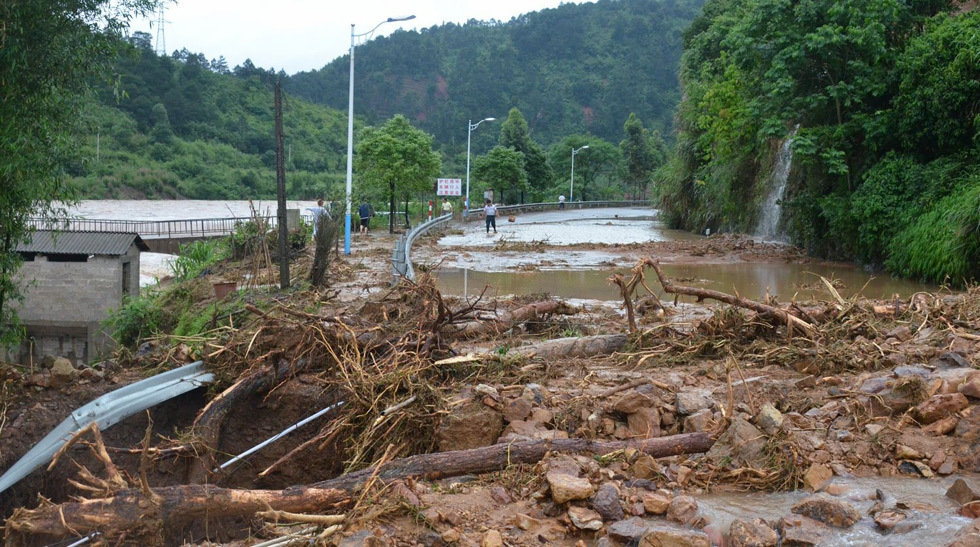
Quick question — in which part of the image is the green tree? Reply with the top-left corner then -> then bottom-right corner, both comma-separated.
550,136 -> 620,202
0,0 -> 158,347
619,114 -> 665,199
473,146 -> 527,204
499,107 -> 554,200
355,115 -> 441,233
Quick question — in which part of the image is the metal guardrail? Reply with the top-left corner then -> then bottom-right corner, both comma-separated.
0,361 -> 215,496
392,212 -> 453,283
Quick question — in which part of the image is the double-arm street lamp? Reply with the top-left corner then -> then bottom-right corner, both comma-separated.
344,15 -> 416,255
570,145 -> 589,203
465,117 -> 495,216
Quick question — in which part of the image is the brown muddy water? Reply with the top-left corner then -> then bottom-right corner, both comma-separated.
435,262 -> 938,303
697,475 -> 974,545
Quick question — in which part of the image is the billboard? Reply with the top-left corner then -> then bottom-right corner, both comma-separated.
436,178 -> 462,196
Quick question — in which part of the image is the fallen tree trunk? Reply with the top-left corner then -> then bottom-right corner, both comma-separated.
5,433 -> 711,544
511,334 -> 629,360
450,300 -> 580,338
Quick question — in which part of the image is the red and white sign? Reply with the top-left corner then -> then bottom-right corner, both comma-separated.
436,178 -> 462,196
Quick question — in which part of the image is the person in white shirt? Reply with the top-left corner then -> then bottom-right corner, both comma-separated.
483,199 -> 497,234
306,198 -> 331,238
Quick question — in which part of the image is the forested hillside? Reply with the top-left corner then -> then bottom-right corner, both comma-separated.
73,0 -> 703,203
661,0 -> 979,285
287,0 -> 704,147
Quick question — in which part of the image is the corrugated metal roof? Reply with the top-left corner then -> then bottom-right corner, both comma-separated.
15,230 -> 150,256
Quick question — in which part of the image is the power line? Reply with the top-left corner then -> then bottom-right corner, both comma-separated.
154,6 -> 167,56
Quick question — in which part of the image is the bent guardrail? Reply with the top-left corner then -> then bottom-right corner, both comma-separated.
0,361 -> 215,496
392,212 -> 453,284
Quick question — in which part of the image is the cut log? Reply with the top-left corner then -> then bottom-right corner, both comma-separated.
4,433 -> 711,544
450,300 -> 580,338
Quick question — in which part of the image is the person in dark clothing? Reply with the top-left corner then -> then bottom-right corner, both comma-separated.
358,201 -> 372,234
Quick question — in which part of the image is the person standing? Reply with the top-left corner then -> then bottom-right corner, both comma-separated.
306,198 -> 331,239
358,201 -> 372,234
483,199 -> 497,234
558,194 -> 566,209
441,197 -> 453,216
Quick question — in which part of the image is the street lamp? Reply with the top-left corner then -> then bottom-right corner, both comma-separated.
465,117 -> 495,216
344,15 -> 416,255
570,145 -> 589,203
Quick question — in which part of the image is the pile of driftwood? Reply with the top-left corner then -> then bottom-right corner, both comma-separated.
5,259 -> 968,544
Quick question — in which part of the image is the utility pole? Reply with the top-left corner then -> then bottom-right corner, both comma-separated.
274,81 -> 289,289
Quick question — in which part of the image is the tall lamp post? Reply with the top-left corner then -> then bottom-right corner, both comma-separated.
344,15 -> 415,255
465,117 -> 495,216
570,145 -> 589,203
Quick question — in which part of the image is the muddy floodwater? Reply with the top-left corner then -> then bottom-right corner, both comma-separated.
698,475 -> 974,546
435,262 -> 935,303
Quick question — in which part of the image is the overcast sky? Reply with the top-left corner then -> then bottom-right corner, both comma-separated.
133,0 -> 585,75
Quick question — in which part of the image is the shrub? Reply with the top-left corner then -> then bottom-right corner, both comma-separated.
104,294 -> 163,348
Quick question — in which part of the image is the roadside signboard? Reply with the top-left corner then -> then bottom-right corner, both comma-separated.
436,178 -> 462,196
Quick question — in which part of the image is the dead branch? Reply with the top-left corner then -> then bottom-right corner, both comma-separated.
643,259 -> 817,337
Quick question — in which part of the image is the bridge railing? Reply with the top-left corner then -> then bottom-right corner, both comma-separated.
26,216 -> 281,238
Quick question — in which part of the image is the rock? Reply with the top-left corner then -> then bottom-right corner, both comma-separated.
756,404 -> 784,435
676,389 -> 714,415
513,513 -> 542,531
612,389 -> 655,414
886,325 -> 913,341
898,460 -> 934,477
502,397 -> 532,422
894,444 -> 924,460
955,407 -> 980,440
489,486 -> 513,505
547,471 -> 594,504
436,400 -> 503,451
666,495 -> 699,526
607,517 -> 650,543
779,514 -> 830,546
865,387 -> 918,416
475,383 -> 499,400
627,407 -> 662,438
592,482 -> 624,521
824,483 -> 849,496
958,372 -> 980,400
873,510 -> 907,532
894,364 -> 931,379
961,501 -> 980,519
859,376 -> 890,394
728,518 -> 778,547
632,454 -> 663,479
498,419 -> 568,443
683,409 -> 714,433
641,491 -> 672,515
802,464 -> 833,492
528,407 -> 554,425
707,417 -> 767,468
923,415 -> 959,436
568,506 -> 604,530
440,528 -> 461,543
932,351 -> 971,369
481,529 -> 503,547
639,525 -> 710,547
916,393 -> 970,424
791,495 -> 861,528
949,518 -> 980,547
49,357 -> 78,388
865,423 -> 886,437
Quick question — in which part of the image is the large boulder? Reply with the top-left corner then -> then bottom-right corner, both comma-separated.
436,400 -> 503,451
791,495 -> 861,528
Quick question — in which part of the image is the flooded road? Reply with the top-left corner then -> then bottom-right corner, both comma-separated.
435,262 -> 935,303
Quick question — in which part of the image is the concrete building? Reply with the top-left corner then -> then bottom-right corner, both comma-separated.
9,231 -> 148,363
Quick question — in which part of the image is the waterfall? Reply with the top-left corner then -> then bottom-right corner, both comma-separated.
755,125 -> 798,241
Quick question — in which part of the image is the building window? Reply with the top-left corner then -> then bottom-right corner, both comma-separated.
46,254 -> 88,263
